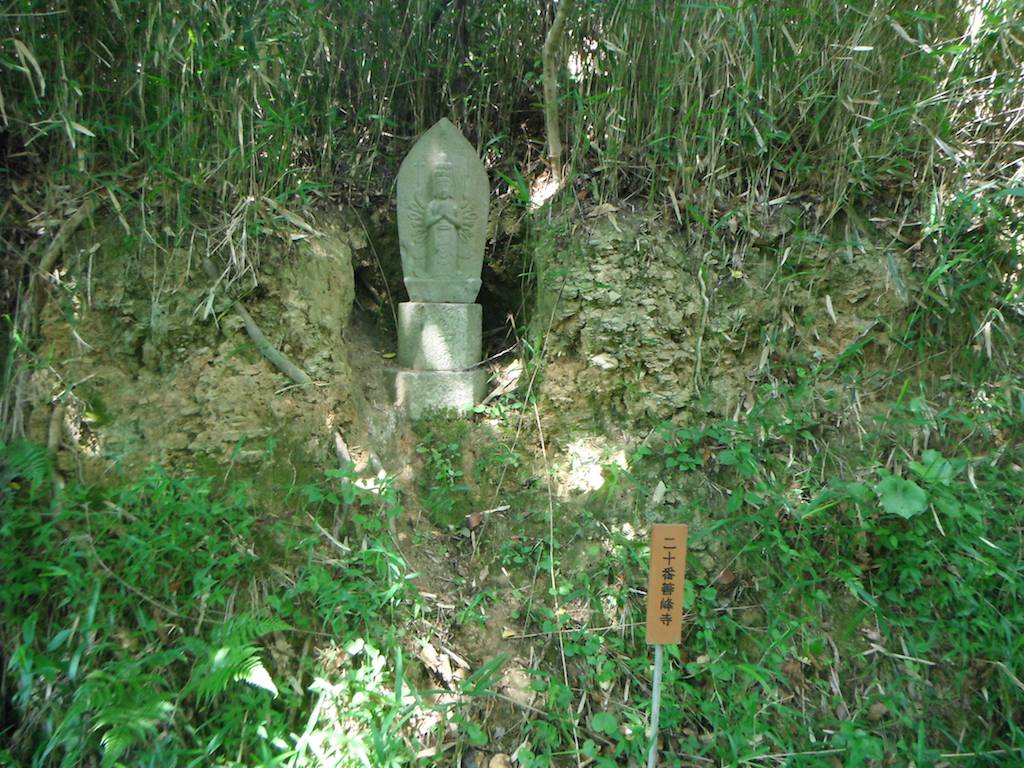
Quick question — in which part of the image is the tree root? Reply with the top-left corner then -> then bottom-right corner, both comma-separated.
2,196 -> 97,441
202,260 -> 312,389
29,197 -> 98,340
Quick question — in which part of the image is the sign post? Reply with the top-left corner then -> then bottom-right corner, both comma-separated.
645,524 -> 688,768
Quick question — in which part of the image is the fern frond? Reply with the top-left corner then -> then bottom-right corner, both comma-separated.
236,655 -> 279,698
218,613 -> 290,647
186,613 -> 288,705
0,438 -> 51,495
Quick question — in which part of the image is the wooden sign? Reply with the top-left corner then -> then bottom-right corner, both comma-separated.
646,524 -> 688,644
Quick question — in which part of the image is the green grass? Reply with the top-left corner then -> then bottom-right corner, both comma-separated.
3,2 -> 1020,263
3,356 -> 1021,765
0,455 -> 427,767
413,413 -> 474,529
488,364 -> 1023,766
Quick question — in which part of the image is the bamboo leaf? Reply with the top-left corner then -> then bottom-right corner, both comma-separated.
13,39 -> 45,96
69,121 -> 95,138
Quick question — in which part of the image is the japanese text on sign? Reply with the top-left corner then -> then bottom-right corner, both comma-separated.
646,524 -> 688,644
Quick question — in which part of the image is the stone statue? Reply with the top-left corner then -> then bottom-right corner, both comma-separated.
393,119 -> 489,418
397,118 -> 488,303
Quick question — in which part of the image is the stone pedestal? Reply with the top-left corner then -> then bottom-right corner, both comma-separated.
394,301 -> 485,417
394,369 -> 488,420
398,302 -> 481,370
404,277 -> 481,304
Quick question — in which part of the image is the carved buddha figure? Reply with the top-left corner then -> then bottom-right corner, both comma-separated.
424,157 -> 459,275
397,117 -> 488,303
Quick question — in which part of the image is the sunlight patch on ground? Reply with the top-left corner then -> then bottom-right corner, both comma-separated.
556,436 -> 628,495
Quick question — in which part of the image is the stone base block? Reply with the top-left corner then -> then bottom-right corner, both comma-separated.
393,369 -> 487,419
398,302 -> 482,370
404,276 -> 481,304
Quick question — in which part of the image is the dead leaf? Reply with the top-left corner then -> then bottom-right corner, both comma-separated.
587,202 -> 620,219
437,653 -> 454,684
716,569 -> 737,586
825,294 -> 837,324
14,39 -> 45,95
782,658 -> 805,686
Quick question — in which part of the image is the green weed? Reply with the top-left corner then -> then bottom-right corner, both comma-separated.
504,360 -> 1023,765
0,453 -> 425,767
413,415 -> 473,528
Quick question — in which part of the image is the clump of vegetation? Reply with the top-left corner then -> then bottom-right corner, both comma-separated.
413,413 -> 473,528
3,1 -> 1019,289
499,363 -> 1022,765
0,448 -> 426,767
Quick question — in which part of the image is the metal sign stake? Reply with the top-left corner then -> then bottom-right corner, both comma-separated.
647,643 -> 665,768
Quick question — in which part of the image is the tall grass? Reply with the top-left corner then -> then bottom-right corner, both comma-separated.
3,1 -> 1019,228
567,2 -> 960,216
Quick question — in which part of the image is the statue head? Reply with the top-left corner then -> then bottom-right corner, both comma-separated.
432,156 -> 455,199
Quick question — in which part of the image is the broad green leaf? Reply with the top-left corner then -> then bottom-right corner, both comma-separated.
875,474 -> 928,518
719,449 -> 739,465
909,449 -> 954,485
726,490 -> 744,513
22,614 -> 37,644
591,711 -> 618,736
462,721 -> 487,746
845,482 -> 874,504
46,628 -> 72,651
932,489 -> 962,518
991,187 -> 1024,199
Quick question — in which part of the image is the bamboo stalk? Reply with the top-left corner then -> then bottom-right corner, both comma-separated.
542,0 -> 575,185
